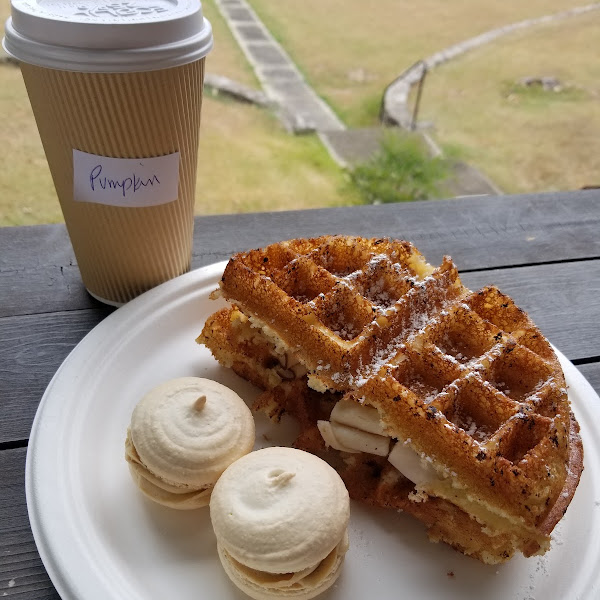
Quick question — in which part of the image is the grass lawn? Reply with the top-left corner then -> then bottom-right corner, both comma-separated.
247,0 -> 598,193
419,11 -> 600,193
0,0 -> 353,226
247,0 -> 589,126
196,95 -> 354,215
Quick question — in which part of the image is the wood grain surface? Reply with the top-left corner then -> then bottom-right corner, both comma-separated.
0,448 -> 59,599
0,309 -> 113,444
1,190 -> 599,599
2,190 -> 599,317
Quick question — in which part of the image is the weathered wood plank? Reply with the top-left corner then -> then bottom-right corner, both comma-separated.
4,190 -> 599,273
0,308 -> 112,444
0,223 -> 73,271
0,223 -> 100,316
193,189 -> 600,271
0,448 -> 59,599
0,264 -> 98,317
2,190 -> 600,317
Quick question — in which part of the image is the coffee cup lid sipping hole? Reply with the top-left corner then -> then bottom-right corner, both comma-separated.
2,0 -> 213,72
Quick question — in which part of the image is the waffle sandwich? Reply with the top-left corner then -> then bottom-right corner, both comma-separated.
198,236 -> 583,564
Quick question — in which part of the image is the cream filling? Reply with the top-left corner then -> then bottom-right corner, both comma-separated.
388,439 -> 546,544
387,440 -> 439,486
330,398 -> 387,435
422,476 -> 547,545
232,311 -> 307,381
318,420 -> 390,456
318,401 -> 546,547
231,309 -> 350,392
244,312 -> 352,393
317,420 -> 358,454
225,532 -> 349,591
318,399 -> 390,456
246,314 -> 305,367
125,431 -> 212,508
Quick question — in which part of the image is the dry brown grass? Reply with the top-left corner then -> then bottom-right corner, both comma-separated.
0,61 -> 58,225
419,11 -> 600,193
248,0 -> 590,125
196,96 -> 351,214
248,0 -> 599,193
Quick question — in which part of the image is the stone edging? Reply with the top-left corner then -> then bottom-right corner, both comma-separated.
204,72 -> 271,106
382,3 -> 600,127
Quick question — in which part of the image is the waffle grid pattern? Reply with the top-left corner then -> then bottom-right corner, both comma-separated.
221,237 -> 465,389
351,283 -> 571,526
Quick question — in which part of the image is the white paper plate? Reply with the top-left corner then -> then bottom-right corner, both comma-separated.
26,262 -> 600,600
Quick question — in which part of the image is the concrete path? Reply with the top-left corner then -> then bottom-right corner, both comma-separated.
213,0 -> 500,196
323,127 -> 502,197
215,0 -> 344,133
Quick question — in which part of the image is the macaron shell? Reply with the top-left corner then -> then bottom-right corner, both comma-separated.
130,377 -> 255,487
210,447 -> 350,574
125,431 -> 212,509
216,532 -> 349,600
128,464 -> 212,510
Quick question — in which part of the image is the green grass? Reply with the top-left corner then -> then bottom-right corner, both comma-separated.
345,133 -> 449,204
501,81 -> 588,106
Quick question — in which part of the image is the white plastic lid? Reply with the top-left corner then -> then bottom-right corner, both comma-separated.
2,0 -> 213,72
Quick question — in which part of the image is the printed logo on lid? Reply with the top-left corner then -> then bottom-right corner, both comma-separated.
73,2 -> 171,18
6,0 -> 212,72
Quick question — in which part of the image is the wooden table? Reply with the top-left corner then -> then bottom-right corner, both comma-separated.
1,190 -> 599,598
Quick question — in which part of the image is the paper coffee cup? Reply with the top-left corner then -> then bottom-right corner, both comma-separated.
3,1 -> 213,306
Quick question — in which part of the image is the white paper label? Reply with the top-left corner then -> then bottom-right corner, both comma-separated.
73,150 -> 180,207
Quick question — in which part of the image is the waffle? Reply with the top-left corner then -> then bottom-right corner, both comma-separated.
214,236 -> 465,392
198,236 -> 583,563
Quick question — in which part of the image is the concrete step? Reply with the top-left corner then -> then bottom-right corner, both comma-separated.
321,127 -> 501,197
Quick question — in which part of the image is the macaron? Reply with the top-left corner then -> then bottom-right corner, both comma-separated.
125,377 -> 255,509
210,447 -> 350,600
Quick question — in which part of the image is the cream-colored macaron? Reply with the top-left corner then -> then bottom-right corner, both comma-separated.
125,377 -> 255,509
210,447 -> 350,600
